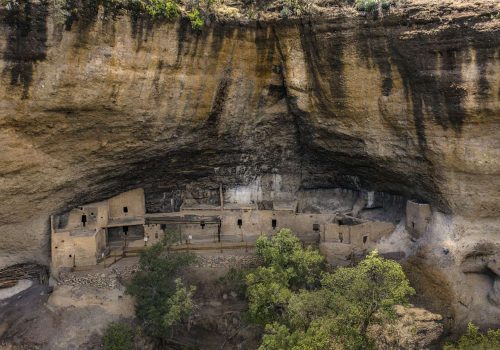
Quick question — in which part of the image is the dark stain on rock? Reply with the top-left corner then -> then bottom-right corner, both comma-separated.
176,18 -> 190,66
267,84 -> 287,103
299,21 -> 347,114
150,59 -> 164,103
206,63 -> 232,127
2,0 -> 48,99
474,47 -> 494,100
255,23 -> 276,77
355,25 -> 393,97
130,12 -> 143,38
387,28 -> 470,148
64,0 -> 100,32
129,12 -> 153,52
209,24 -> 226,57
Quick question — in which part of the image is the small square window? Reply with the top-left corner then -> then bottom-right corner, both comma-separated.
123,206 -> 128,213
237,219 -> 243,227
272,219 -> 277,229
313,224 -> 320,232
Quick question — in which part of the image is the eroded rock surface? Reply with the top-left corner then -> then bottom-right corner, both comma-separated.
0,0 -> 499,331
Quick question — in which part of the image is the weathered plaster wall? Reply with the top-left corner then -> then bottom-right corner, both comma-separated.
51,228 -> 105,268
108,188 -> 145,219
0,0 -> 499,330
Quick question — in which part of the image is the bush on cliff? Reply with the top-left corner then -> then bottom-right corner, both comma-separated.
144,0 -> 180,19
245,229 -> 415,350
355,0 -> 396,12
444,323 -> 500,350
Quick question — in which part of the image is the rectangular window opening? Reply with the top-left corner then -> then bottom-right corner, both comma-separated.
237,219 -> 243,227
272,219 -> 277,229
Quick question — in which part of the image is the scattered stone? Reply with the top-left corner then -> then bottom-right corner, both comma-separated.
58,271 -> 119,290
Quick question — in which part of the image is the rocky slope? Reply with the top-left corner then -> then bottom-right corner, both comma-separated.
0,0 -> 499,331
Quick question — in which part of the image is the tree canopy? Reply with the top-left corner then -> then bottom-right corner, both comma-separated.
126,242 -> 196,342
246,229 -> 415,350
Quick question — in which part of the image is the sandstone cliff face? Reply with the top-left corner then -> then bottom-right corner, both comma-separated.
0,0 -> 499,330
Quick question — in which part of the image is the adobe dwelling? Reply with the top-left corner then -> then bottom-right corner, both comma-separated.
51,189 -> 145,269
405,200 -> 432,239
51,188 -> 424,270
319,216 -> 396,265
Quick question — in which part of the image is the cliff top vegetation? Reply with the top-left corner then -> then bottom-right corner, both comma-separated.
1,0 -> 498,31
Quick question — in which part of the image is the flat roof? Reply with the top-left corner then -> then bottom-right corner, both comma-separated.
69,228 -> 98,237
106,217 -> 145,228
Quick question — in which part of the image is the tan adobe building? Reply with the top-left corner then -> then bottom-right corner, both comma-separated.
51,189 -> 145,269
51,188 -> 430,269
405,200 -> 432,239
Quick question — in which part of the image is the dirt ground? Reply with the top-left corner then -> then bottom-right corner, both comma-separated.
0,277 -> 134,349
0,252 -> 262,350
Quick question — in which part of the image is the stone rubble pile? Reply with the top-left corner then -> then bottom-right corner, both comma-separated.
57,254 -> 260,289
58,272 -> 119,289
110,264 -> 139,282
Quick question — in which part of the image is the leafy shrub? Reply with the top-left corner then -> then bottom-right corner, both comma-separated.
103,322 -> 135,350
126,243 -> 196,341
144,0 -> 180,18
444,323 -> 500,350
280,0 -> 311,17
187,8 -> 204,29
355,0 -> 394,12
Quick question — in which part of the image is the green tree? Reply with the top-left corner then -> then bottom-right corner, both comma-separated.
321,250 -> 415,334
249,242 -> 415,350
246,266 -> 292,324
103,322 -> 135,350
255,228 -> 324,289
163,278 -> 196,332
246,229 -> 325,325
444,323 -> 500,350
126,242 -> 196,342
